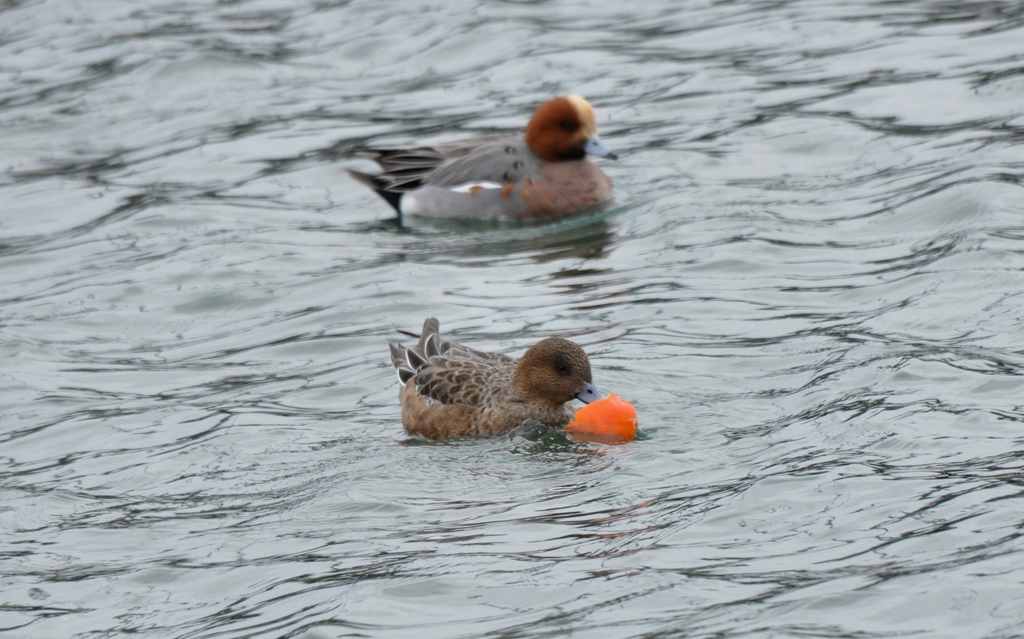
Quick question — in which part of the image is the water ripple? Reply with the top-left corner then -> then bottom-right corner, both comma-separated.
3,0 -> 1024,638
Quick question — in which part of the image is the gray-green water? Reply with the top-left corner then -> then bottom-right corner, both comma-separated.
3,1 -> 1024,637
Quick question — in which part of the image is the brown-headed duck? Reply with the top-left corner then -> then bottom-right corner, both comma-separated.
350,95 -> 617,220
388,318 -> 601,439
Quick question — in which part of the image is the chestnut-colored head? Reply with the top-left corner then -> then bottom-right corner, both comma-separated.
511,337 -> 594,407
525,95 -> 611,162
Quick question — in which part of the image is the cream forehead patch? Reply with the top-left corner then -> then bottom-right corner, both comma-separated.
564,94 -> 597,134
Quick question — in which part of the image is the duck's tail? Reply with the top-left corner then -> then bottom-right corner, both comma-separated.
346,169 -> 404,213
389,318 -> 445,384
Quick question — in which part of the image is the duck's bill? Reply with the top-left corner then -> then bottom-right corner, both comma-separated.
576,382 -> 602,404
584,135 -> 618,160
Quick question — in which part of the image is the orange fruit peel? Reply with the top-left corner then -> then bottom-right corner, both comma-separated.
565,394 -> 638,444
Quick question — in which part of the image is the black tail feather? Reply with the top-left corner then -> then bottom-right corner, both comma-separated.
346,169 -> 404,213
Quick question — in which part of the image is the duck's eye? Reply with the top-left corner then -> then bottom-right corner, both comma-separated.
560,121 -> 576,132
557,363 -> 569,374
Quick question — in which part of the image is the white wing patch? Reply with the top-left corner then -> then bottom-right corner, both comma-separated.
450,182 -> 503,193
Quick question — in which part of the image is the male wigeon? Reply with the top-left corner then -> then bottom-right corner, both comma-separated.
349,95 -> 617,220
389,318 -> 602,439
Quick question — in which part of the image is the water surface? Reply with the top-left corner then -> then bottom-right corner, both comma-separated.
3,1 -> 1024,637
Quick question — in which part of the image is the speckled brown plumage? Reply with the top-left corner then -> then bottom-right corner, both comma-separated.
389,318 -> 597,439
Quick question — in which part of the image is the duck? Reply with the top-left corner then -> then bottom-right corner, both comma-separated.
388,318 -> 602,439
349,95 -> 617,220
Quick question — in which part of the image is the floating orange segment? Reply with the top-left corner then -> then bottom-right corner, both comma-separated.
565,394 -> 637,443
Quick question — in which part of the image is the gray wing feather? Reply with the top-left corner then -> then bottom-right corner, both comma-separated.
364,139 -> 540,192
424,141 -> 539,187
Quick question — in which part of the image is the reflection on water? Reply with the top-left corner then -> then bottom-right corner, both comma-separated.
3,1 -> 1024,638
389,212 -> 618,263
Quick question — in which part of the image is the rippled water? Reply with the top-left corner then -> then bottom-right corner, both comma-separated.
3,1 -> 1024,637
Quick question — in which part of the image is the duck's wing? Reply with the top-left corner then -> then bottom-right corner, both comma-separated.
358,147 -> 448,191
389,318 -> 514,405
353,137 -> 500,192
359,138 -> 539,191
422,139 -> 539,188
411,355 -> 510,406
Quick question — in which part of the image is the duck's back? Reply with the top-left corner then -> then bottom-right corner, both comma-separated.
389,319 -> 571,438
424,139 -> 542,187
360,138 -> 539,190
389,140 -> 548,220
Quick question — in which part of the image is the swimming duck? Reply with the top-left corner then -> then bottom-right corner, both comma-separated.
349,95 -> 617,220
389,318 -> 601,439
